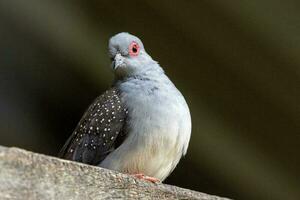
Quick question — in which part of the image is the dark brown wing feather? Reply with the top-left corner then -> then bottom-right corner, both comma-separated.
58,88 -> 127,165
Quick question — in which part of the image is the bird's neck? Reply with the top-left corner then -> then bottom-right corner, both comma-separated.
114,63 -> 165,84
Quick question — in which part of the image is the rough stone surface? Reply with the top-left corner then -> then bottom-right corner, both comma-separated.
0,146 -> 230,200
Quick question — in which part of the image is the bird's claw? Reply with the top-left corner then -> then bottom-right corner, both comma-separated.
133,173 -> 161,183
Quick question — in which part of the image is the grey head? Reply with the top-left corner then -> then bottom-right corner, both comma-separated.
108,32 -> 159,78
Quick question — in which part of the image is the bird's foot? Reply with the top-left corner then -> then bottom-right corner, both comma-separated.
132,173 -> 161,183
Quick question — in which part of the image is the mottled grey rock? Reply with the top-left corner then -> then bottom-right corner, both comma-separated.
0,146 -> 230,200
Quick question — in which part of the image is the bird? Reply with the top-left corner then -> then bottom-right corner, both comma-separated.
58,32 -> 191,182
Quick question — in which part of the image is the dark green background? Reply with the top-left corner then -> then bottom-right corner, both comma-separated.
0,1 -> 299,199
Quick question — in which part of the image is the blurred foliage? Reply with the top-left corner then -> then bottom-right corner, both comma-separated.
0,0 -> 299,199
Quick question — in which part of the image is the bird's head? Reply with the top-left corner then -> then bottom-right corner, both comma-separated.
108,32 -> 157,78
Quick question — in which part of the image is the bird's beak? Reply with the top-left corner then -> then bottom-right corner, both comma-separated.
112,53 -> 125,70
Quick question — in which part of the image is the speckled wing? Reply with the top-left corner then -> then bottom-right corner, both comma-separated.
58,88 -> 127,165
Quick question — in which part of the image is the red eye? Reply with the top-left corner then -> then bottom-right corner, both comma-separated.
129,41 -> 140,56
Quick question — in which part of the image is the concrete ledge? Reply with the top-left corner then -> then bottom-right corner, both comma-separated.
0,146 -> 230,200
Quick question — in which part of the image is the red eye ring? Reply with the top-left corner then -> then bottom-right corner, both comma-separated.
129,41 -> 140,56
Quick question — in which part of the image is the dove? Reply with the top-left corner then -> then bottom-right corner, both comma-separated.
59,32 -> 191,182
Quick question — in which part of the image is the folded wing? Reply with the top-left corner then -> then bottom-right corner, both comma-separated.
58,88 -> 127,165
